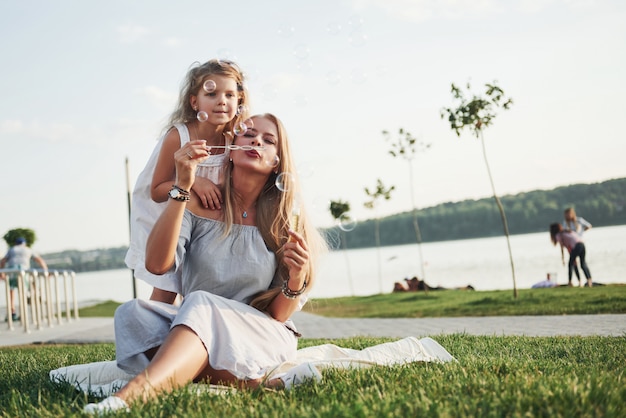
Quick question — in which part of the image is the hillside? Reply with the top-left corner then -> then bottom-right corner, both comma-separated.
323,177 -> 626,249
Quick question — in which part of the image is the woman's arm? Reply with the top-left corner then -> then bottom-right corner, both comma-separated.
266,230 -> 311,323
146,140 -> 208,274
151,129 -> 182,203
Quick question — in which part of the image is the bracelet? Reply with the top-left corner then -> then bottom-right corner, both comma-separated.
172,185 -> 190,195
168,185 -> 191,202
281,278 -> 307,299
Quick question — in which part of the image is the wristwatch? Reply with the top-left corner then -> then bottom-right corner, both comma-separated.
168,185 -> 190,202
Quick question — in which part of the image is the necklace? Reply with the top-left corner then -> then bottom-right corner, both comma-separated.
241,202 -> 255,219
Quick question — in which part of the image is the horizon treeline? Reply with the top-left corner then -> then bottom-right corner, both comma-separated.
323,177 -> 626,249
43,178 -> 625,271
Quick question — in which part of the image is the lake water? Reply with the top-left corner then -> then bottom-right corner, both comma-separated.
4,225 -> 624,307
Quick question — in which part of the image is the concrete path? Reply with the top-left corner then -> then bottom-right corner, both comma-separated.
1,312 -> 624,347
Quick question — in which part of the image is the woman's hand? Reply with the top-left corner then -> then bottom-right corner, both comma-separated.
282,230 -> 310,288
174,140 -> 209,191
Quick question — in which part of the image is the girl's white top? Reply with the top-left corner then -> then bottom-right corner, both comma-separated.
124,123 -> 230,293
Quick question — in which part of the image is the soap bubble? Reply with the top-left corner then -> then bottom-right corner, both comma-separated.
203,80 -> 216,93
233,122 -> 248,136
197,111 -> 209,122
293,44 -> 310,60
236,104 -> 247,116
326,22 -> 342,35
325,71 -> 341,85
277,25 -> 295,38
275,172 -> 295,192
348,30 -> 368,48
338,213 -> 357,231
267,155 -> 280,168
242,118 -> 254,129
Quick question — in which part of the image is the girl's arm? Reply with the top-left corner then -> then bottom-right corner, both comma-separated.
151,129 -> 183,203
266,230 -> 311,323
191,176 -> 223,210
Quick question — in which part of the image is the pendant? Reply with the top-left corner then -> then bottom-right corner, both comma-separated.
243,211 -> 248,218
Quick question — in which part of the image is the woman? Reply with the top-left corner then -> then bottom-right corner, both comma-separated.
549,223 -> 592,288
85,113 -> 327,413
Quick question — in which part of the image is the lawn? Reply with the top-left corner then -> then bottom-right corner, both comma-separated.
304,285 -> 626,318
3,286 -> 625,416
1,335 -> 624,417
77,285 -> 626,318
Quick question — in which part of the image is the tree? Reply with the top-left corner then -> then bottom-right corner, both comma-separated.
383,128 -> 430,280
364,179 -> 395,293
440,81 -> 518,298
3,228 -> 37,247
329,200 -> 355,295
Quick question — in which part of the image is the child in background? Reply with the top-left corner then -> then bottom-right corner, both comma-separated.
549,223 -> 593,288
125,59 -> 250,303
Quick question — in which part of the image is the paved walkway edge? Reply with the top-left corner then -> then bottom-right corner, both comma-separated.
1,313 -> 625,347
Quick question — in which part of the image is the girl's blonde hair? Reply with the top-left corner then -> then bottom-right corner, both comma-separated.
220,113 -> 327,311
166,59 -> 249,137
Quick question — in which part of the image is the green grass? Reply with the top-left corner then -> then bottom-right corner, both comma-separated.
77,285 -> 626,319
304,285 -> 626,318
78,300 -> 122,317
1,336 -> 625,417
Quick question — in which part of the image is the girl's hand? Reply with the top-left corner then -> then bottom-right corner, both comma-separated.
174,140 -> 208,190
191,177 -> 223,210
282,230 -> 310,287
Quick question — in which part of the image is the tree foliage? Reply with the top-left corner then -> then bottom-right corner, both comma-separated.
3,228 -> 37,247
329,200 -> 351,222
441,82 -> 513,137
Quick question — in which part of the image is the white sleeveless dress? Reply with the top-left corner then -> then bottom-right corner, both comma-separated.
124,124 -> 230,293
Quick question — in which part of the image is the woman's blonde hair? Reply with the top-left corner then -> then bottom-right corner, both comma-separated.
165,59 -> 249,138
220,113 -> 327,311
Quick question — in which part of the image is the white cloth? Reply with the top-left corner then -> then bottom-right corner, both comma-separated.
50,337 -> 455,396
531,280 -> 558,288
124,123 -> 229,293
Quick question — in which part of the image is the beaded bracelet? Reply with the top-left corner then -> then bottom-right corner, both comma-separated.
281,278 -> 307,299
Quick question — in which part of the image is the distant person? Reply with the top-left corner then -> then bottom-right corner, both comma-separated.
124,59 -> 250,303
562,207 -> 592,236
549,223 -> 593,288
531,273 -> 558,288
0,237 -> 48,321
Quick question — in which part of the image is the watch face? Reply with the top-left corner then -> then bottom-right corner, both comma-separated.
169,189 -> 180,198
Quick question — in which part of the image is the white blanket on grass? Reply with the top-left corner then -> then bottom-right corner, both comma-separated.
50,337 -> 455,396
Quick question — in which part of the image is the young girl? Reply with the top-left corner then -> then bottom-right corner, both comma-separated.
125,59 -> 250,303
549,223 -> 593,287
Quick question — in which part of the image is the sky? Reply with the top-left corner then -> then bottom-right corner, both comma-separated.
1,0 -> 625,255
